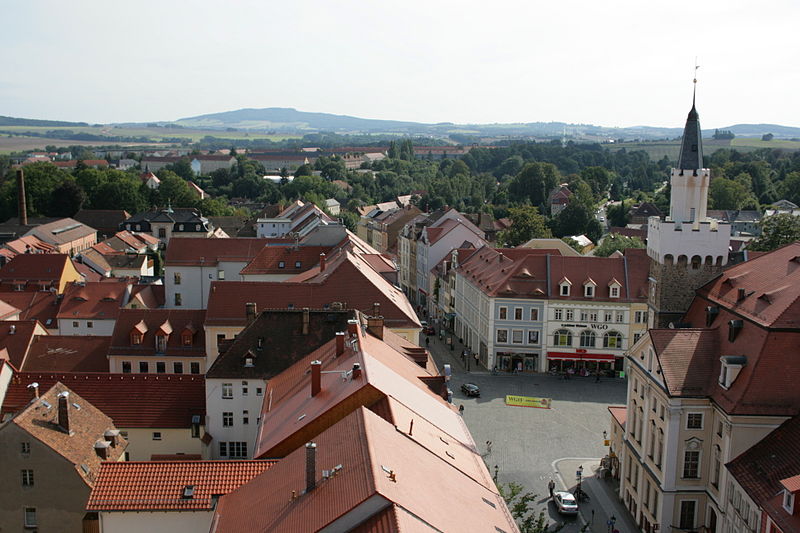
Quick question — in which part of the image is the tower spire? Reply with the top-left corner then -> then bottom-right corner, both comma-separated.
677,62 -> 703,173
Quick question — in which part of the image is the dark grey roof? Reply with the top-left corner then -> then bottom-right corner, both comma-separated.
677,98 -> 704,172
124,208 -> 208,225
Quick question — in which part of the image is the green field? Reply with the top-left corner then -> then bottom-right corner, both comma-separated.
0,125 -> 301,143
605,137 -> 800,161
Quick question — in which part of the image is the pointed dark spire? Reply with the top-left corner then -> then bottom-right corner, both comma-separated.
677,73 -> 703,172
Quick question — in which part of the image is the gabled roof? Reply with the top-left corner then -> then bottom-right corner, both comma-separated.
0,292 -> 60,327
165,238 -> 271,267
240,245 -> 330,275
649,329 -> 718,397
73,210 -> 131,235
0,320 -> 43,369
2,382 -> 126,486
0,298 -> 21,320
56,280 -> 130,320
109,309 -> 206,358
25,217 -> 96,246
22,335 -> 111,372
214,408 -> 518,533
87,460 -> 276,512
2,234 -> 56,255
3,373 -> 205,428
630,202 -> 662,217
207,309 -> 355,379
608,406 -> 627,429
727,415 -> 800,533
0,253 -> 72,282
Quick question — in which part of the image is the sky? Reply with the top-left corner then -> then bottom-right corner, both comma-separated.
2,0 -> 798,129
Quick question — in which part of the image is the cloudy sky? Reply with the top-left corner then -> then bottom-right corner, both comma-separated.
2,0 -> 797,129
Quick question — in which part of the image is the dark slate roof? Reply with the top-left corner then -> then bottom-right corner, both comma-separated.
123,208 -> 208,225
677,98 -> 704,171
206,309 -> 356,379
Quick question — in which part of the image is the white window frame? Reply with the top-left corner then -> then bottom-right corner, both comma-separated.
686,412 -> 704,430
529,308 -> 539,321
514,307 -> 523,320
498,306 -> 507,320
560,283 -> 570,296
610,285 -> 620,298
783,490 -> 795,514
682,447 -> 701,479
678,500 -> 697,529
496,329 -> 508,344
24,507 -> 36,528
223,412 -> 233,427
565,309 -> 574,320
222,383 -> 233,399
511,330 -> 523,344
584,284 -> 595,297
554,309 -> 563,320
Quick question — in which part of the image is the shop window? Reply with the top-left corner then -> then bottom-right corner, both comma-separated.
580,330 -> 596,348
553,329 -> 572,346
603,331 -> 622,349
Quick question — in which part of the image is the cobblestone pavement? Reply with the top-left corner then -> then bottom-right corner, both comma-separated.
422,330 -> 637,532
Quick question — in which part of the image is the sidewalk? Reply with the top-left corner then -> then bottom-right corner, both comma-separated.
554,458 -> 638,533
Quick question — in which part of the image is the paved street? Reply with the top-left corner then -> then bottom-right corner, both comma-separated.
423,331 -> 636,532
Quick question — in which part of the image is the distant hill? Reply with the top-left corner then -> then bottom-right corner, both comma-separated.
0,115 -> 89,127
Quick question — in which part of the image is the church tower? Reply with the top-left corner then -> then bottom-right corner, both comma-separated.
646,87 -> 731,327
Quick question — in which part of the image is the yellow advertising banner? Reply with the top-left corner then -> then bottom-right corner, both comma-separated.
505,395 -> 552,409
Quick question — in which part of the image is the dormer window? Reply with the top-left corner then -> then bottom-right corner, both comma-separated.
181,332 -> 193,346
608,278 -> 621,298
295,261 -> 301,268
244,351 -> 255,368
706,306 -> 719,327
155,334 -> 167,353
610,286 -> 619,298
782,478 -> 798,514
278,261 -> 285,269
131,332 -> 143,345
728,320 -> 743,342
583,279 -> 596,298
719,355 -> 746,389
559,278 -> 572,297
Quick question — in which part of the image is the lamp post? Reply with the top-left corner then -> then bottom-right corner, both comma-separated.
493,465 -> 499,483
576,464 -> 584,499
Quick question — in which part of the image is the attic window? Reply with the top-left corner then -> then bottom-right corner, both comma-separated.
182,485 -> 195,499
719,355 -> 746,390
181,332 -> 193,346
706,306 -> 719,327
559,280 -> 571,297
295,261 -> 301,268
131,332 -> 143,345
244,351 -> 256,367
278,261 -> 285,269
728,320 -> 743,342
784,489 -> 796,514
610,286 -> 620,298
584,285 -> 595,298
155,334 -> 167,353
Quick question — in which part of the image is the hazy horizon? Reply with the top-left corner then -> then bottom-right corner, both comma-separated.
3,0 -> 798,130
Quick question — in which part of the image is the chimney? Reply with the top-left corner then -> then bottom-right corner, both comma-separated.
319,253 -> 326,272
335,332 -> 346,356
27,382 -> 39,400
310,360 -> 322,397
367,317 -> 384,340
57,391 -> 71,434
737,288 -> 746,302
302,308 -> 310,335
104,429 -> 120,448
94,440 -> 110,460
16,169 -> 27,226
305,442 -> 317,493
245,302 -> 257,324
347,319 -> 358,336
352,363 -> 362,380
372,302 -> 380,317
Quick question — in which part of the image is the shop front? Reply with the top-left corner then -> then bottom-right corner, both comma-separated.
496,351 -> 540,373
546,350 -> 618,375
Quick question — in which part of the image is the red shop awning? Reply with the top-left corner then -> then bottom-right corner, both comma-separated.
547,351 -> 617,362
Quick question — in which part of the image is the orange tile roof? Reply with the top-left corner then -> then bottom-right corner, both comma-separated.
3,373 -> 205,428
110,309 -> 206,358
87,460 -> 276,511
649,329 -> 718,397
0,292 -> 60,327
57,280 -> 130,320
165,238 -> 272,266
0,253 -> 72,283
22,335 -> 111,372
781,474 -> 800,493
240,245 -> 330,275
608,405 -> 627,428
214,408 -> 518,533
0,298 -> 21,320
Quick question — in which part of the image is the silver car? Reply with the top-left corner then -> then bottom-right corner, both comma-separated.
554,491 -> 579,515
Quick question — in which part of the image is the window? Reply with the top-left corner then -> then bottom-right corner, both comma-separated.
529,308 -> 539,321
278,261 -> 285,269
580,310 -> 588,321
579,330 -> 596,348
687,413 -> 703,429
190,362 -> 200,374
21,469 -> 34,487
21,442 -> 30,454
514,308 -> 523,320
72,320 -> 79,328
565,309 -> 574,320
219,442 -> 227,457
242,382 -> 249,396
223,412 -> 233,427
222,383 -> 233,399
560,283 -> 570,296
527,330 -> 539,344
131,332 -> 143,345
706,306 -> 719,327
182,333 -> 192,346
122,361 -> 132,373
87,320 -> 93,329
139,361 -> 149,373
243,410 -> 249,425
603,331 -> 622,349
178,224 -> 184,231
635,310 -> 647,323
155,335 -> 167,353
156,362 -> 166,373
228,441 -> 247,458
512,330 -> 523,344
174,293 -> 182,306
173,362 -> 183,374
256,387 -> 263,396
679,500 -> 696,529
728,320 -> 743,342
784,490 -> 796,514
683,450 -> 700,478
217,269 -> 225,280
24,507 -> 36,528
589,311 -> 598,322
294,261 -> 301,269
712,448 -> 721,488
717,420 -> 723,437
158,227 -> 166,238
604,311 -> 612,322
584,285 -> 595,297
616,312 -> 624,323
498,307 -> 507,320
496,329 -> 508,343
610,286 -> 620,298
152,432 -> 162,440
554,309 -> 563,320
174,272 -> 182,285
217,334 -> 226,346
633,332 -> 642,344
553,329 -> 572,346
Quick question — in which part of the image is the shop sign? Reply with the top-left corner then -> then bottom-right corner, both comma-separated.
505,395 -> 552,409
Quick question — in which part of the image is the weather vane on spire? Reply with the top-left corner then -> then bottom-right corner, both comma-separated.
692,58 -> 700,105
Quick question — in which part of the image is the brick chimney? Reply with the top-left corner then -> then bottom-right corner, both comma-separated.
305,442 -> 317,493
347,319 -> 358,336
372,302 -> 380,317
94,440 -> 110,459
310,360 -> 322,397
335,332 -> 346,356
16,169 -> 27,226
245,302 -> 257,324
319,253 -> 326,272
104,429 -> 120,447
366,317 -> 384,340
27,382 -> 39,400
302,308 -> 310,335
352,363 -> 362,379
57,391 -> 71,434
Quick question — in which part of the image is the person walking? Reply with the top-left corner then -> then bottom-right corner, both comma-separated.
548,479 -> 556,499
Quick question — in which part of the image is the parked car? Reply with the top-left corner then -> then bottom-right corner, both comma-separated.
423,325 -> 435,335
553,491 -> 579,515
461,383 -> 480,397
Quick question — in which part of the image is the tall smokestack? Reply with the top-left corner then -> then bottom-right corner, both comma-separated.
57,391 -> 71,434
310,360 -> 322,397
16,170 -> 27,226
305,442 -> 317,493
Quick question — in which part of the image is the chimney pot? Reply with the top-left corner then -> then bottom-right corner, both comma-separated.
57,391 -> 71,434
27,382 -> 39,399
335,332 -> 346,356
372,302 -> 380,317
305,442 -> 317,493
347,319 -> 358,336
311,360 -> 322,397
319,253 -> 326,272
737,288 -> 746,301
352,363 -> 362,379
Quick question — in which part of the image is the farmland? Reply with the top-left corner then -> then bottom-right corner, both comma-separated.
604,137 -> 800,161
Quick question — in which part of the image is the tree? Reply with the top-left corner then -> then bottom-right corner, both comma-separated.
780,172 -> 800,206
162,157 -> 195,180
606,201 -> 630,228
709,176 -> 757,210
594,234 -> 645,257
94,177 -> 148,213
551,203 -> 602,242
498,483 -> 562,533
50,180 -> 86,217
498,206 -> 552,247
748,214 -> 800,251
562,237 -> 583,253
508,162 -> 561,208
762,133 -> 774,141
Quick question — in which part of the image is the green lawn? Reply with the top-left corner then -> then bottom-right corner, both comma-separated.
0,125 -> 301,142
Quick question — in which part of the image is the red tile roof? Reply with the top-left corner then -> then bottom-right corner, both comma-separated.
0,298 -> 21,320
727,414 -> 800,533
87,460 -> 276,512
0,320 -> 43,368
57,280 -> 130,320
3,373 -> 205,428
608,405 -> 627,428
240,245 -> 330,275
649,329 -> 718,397
109,309 -> 206,358
0,253 -> 72,284
2,235 -> 56,255
0,292 -> 60,327
214,408 -> 518,533
781,474 -> 800,493
22,335 -> 111,372
165,238 -> 271,266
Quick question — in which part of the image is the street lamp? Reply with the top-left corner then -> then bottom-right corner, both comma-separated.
576,465 -> 584,499
493,465 -> 499,483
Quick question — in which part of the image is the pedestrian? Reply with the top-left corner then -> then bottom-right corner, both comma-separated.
458,404 -> 464,414
548,479 -> 555,499
425,336 -> 429,346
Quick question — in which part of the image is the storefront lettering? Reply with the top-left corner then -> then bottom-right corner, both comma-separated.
590,323 -> 609,330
